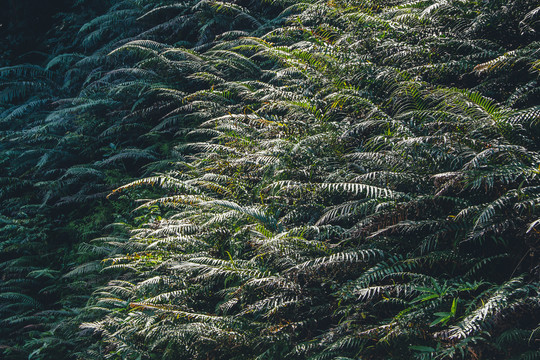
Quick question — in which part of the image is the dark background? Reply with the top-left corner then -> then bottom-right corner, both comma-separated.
0,0 -> 71,64
0,0 -> 109,65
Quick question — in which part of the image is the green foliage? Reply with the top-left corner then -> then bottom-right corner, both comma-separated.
1,0 -> 539,359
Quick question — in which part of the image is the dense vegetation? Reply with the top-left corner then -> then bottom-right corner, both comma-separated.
1,0 -> 539,359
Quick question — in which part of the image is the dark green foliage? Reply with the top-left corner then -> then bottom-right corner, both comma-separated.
1,0 -> 539,359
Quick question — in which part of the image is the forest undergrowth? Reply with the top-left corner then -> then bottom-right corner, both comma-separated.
1,0 -> 539,359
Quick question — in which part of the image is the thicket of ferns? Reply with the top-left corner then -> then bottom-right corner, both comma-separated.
1,0 -> 539,359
